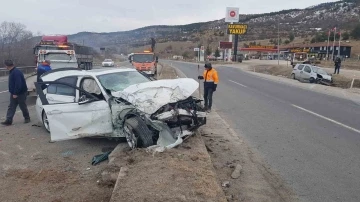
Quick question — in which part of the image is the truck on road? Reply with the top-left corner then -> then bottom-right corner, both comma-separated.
128,50 -> 158,76
27,35 -> 94,96
128,38 -> 158,76
33,35 -> 94,70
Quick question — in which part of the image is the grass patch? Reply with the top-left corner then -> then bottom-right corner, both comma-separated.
253,65 -> 293,78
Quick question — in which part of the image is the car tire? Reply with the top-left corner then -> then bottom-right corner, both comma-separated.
42,110 -> 50,133
123,116 -> 154,149
309,77 -> 316,83
291,73 -> 295,80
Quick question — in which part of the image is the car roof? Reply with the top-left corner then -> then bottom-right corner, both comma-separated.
41,67 -> 137,81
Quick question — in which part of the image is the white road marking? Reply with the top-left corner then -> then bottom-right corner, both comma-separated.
229,80 -> 248,88
292,104 -> 360,134
0,90 -> 8,94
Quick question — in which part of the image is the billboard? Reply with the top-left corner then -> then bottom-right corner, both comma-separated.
219,41 -> 233,49
227,24 -> 248,35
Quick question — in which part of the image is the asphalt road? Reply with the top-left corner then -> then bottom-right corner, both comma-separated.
162,60 -> 360,202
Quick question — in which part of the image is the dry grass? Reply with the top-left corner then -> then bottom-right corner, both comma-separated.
320,60 -> 360,71
253,65 -> 293,78
332,74 -> 360,89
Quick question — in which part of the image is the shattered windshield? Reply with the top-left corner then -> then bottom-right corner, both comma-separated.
97,71 -> 150,92
132,54 -> 154,63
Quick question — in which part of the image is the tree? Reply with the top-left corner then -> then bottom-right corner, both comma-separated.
214,48 -> 220,58
205,45 -> 212,56
342,32 -> 350,40
284,39 -> 290,44
0,21 -> 34,66
351,24 -> 360,39
289,32 -> 295,42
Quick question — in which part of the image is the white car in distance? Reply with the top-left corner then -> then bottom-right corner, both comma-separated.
35,67 -> 206,149
102,59 -> 114,67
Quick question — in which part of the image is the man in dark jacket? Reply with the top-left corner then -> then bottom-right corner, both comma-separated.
334,56 -> 341,74
1,60 -> 30,126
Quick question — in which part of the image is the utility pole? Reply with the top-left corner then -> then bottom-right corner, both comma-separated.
277,19 -> 280,65
228,22 -> 233,62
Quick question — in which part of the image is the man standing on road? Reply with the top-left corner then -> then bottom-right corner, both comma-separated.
1,60 -> 30,126
198,62 -> 219,112
334,56 -> 341,74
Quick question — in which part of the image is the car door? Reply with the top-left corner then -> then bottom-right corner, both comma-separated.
37,79 -> 113,142
302,65 -> 312,81
295,64 -> 304,78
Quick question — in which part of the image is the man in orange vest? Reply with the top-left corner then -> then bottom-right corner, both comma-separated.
198,62 -> 219,112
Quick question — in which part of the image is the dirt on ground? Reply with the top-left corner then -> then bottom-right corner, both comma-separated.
108,136 -> 227,202
0,109 -> 119,202
251,65 -> 293,79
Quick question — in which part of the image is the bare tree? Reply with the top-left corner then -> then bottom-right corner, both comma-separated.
0,21 -> 34,66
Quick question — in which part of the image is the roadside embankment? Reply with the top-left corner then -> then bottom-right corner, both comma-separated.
108,63 -> 227,202
251,64 -> 360,89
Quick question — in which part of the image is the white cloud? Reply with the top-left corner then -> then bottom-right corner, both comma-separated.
1,0 -> 338,34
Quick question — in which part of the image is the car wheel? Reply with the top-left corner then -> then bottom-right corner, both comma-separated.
291,73 -> 296,80
42,110 -> 50,133
309,77 -> 316,83
123,116 -> 154,149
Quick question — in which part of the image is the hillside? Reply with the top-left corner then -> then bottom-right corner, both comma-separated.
67,0 -> 360,55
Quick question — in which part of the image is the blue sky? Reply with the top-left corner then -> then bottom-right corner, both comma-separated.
1,0 -> 338,34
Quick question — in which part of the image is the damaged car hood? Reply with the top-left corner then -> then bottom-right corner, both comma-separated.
111,78 -> 199,114
320,74 -> 332,81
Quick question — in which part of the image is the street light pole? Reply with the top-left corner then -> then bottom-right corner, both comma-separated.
277,19 -> 280,65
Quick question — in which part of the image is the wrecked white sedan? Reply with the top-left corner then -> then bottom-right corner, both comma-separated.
35,67 -> 206,149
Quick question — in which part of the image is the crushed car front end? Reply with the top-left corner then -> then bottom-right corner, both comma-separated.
109,78 -> 207,149
109,95 -> 206,149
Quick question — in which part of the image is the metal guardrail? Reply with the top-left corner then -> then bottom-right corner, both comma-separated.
0,66 -> 36,77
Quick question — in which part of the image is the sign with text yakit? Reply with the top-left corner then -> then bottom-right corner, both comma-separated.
225,7 -> 239,22
227,23 -> 248,35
